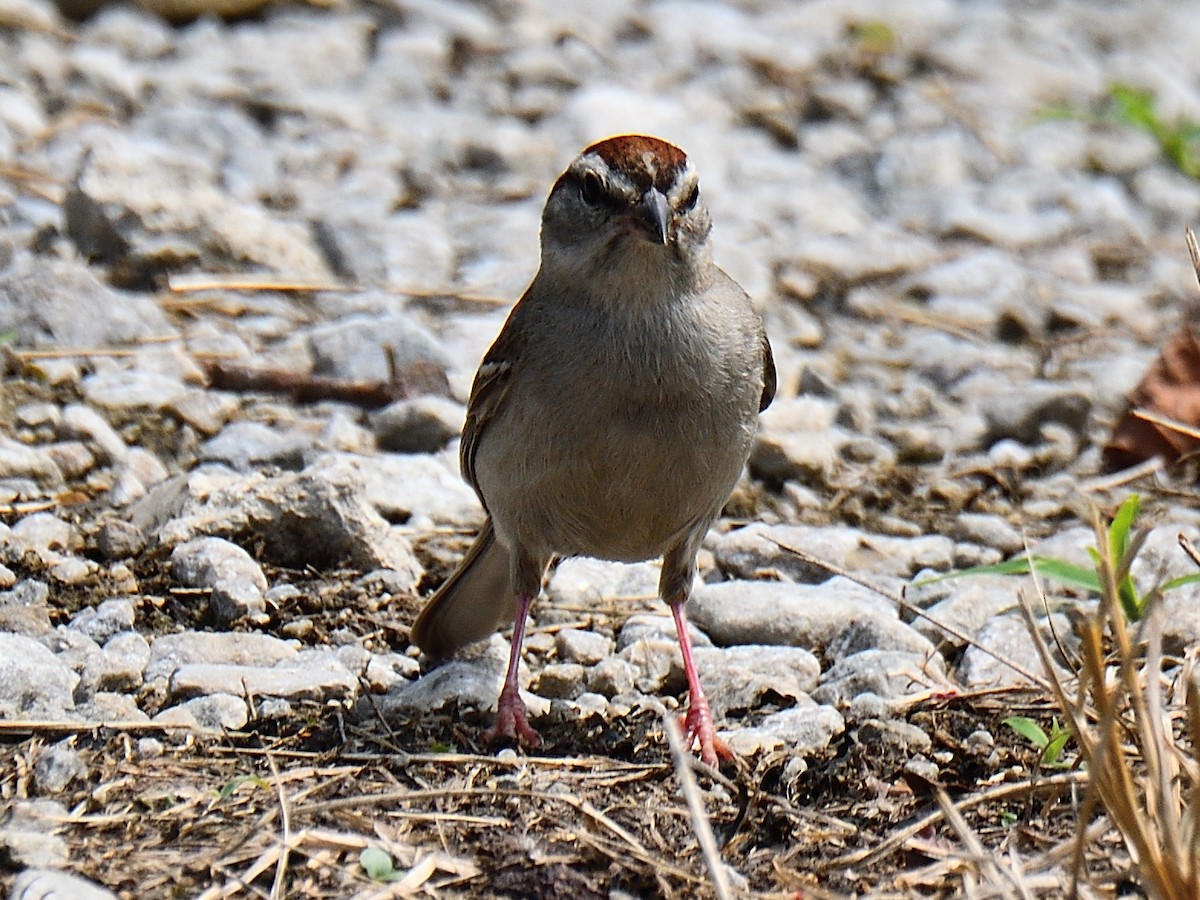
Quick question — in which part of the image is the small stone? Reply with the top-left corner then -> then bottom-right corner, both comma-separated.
60,404 -> 127,464
0,437 -> 63,484
93,517 -> 147,560
98,631 -> 150,691
586,657 -> 636,697
951,513 -> 1024,554
258,698 -> 294,719
722,698 -> 845,756
555,627 -> 613,665
70,598 -> 136,643
136,738 -> 164,758
813,650 -> 951,706
856,719 -> 933,754
33,742 -> 87,793
0,633 -> 79,718
693,645 -> 821,717
82,369 -> 189,411
534,663 -> 586,699
168,655 -> 358,702
372,395 -> 465,453
199,421 -> 309,472
145,631 -> 298,683
171,536 -> 268,625
11,869 -> 118,900
173,693 -> 249,731
11,512 -> 73,558
50,556 -> 96,585
42,441 -> 97,480
168,389 -> 240,436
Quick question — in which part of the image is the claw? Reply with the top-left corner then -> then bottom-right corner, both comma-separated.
485,683 -> 542,748
680,696 -> 733,767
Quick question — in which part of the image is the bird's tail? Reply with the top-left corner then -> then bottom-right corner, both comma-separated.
410,518 -> 516,659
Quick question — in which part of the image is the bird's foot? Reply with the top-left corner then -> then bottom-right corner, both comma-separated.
680,697 -> 733,767
485,685 -> 542,749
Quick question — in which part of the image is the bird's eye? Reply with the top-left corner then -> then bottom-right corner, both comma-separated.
680,183 -> 699,212
579,172 -> 603,207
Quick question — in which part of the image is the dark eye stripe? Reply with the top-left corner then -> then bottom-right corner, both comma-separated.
679,183 -> 699,212
580,171 -> 603,206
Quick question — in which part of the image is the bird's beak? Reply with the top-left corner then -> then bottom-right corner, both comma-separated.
632,188 -> 671,244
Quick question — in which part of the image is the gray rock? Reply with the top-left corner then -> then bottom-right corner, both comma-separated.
10,513 -> 73,559
813,650 -> 951,706
168,655 -> 358,702
93,517 -> 147,560
307,313 -> 447,382
957,613 -> 1073,688
168,693 -> 249,731
751,396 -> 848,484
912,581 -> 1021,651
619,636 -> 682,695
69,598 -> 136,644
616,613 -> 710,651
171,536 -> 268,625
98,631 -> 150,691
378,635 -> 548,719
33,742 -> 87,793
60,404 -> 127,464
353,452 -> 483,529
722,698 -> 845,756
106,447 -> 170,506
0,578 -> 53,636
688,579 -> 904,655
49,556 -> 96,586
145,631 -> 298,683
0,438 -> 62,484
555,628 -> 613,666
533,663 -> 587,700
199,421 -> 310,472
12,869 -> 118,900
131,459 -> 423,582
41,628 -> 105,702
586,657 -> 636,698
0,800 -> 70,869
168,389 -> 240,436
972,379 -> 1092,444
951,513 -> 1025,555
0,251 -> 174,347
713,523 -> 954,583
0,633 -> 79,719
856,718 -> 933,754
81,369 -> 189,412
76,692 -> 148,723
372,395 -> 465,453
548,558 -> 662,608
693,645 -> 820,717
42,441 -> 96,480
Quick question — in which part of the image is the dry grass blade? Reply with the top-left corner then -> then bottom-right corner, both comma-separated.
1016,504 -> 1200,900
663,715 -> 733,900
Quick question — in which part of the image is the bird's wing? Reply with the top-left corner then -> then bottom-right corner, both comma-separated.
460,303 -> 525,504
759,330 -> 777,412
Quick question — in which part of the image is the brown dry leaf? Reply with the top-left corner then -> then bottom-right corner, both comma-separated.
1103,324 -> 1200,471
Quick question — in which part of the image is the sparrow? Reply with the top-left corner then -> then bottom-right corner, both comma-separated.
411,134 -> 775,765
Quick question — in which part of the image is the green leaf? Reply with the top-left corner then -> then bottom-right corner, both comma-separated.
1003,716 -> 1049,749
0,331 -> 15,345
1108,495 -> 1140,560
1042,729 -> 1072,768
1161,573 -> 1200,594
914,556 -> 1100,592
360,847 -> 396,882
216,774 -> 268,800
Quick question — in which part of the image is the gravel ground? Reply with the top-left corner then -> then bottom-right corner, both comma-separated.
2,0 -> 1200,897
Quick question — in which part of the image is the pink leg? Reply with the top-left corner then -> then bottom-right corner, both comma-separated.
484,592 -> 542,749
670,602 -> 732,767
